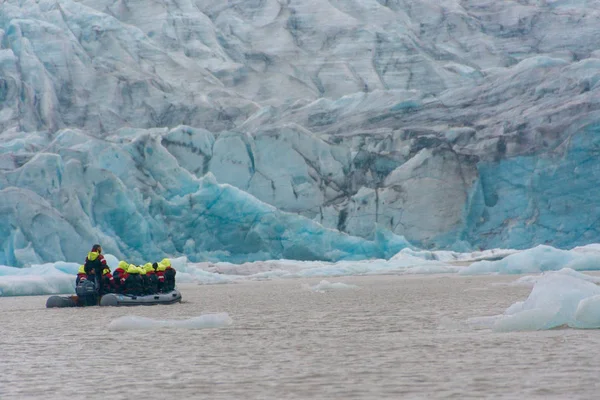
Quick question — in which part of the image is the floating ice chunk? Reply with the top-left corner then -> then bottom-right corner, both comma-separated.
0,263 -> 78,296
474,270 -> 600,332
460,245 -> 600,275
169,258 -> 237,284
302,280 -> 358,292
201,255 -> 453,280
573,296 -> 600,329
506,268 -> 600,288
402,264 -> 461,274
493,307 -> 561,332
398,247 -> 517,263
107,313 -> 233,331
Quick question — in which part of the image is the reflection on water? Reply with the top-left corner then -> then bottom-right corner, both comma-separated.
1,275 -> 600,399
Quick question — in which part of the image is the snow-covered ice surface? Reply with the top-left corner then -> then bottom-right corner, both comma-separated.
3,0 -> 600,265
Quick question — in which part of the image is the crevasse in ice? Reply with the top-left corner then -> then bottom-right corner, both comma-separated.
2,0 -> 600,265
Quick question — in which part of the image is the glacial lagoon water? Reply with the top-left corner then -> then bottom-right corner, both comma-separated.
2,275 -> 600,399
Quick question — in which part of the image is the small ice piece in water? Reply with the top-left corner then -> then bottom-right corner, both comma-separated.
573,295 -> 600,329
471,268 -> 600,332
108,313 -> 233,331
302,280 -> 358,292
493,307 -> 561,332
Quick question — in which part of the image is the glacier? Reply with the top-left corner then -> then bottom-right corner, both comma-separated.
2,0 -> 600,266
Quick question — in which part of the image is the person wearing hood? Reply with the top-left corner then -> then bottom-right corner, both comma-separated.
162,258 -> 176,293
113,261 -> 129,293
124,264 -> 144,296
156,261 -> 166,292
144,263 -> 158,294
76,265 -> 87,286
102,267 -> 115,293
140,263 -> 151,294
84,244 -> 107,298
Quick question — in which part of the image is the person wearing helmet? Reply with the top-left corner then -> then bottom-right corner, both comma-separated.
76,265 -> 87,286
113,261 -> 129,293
84,244 -> 107,298
162,258 -> 176,293
124,264 -> 144,296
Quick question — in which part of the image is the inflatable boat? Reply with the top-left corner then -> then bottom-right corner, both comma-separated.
46,290 -> 182,308
100,290 -> 182,306
46,279 -> 182,308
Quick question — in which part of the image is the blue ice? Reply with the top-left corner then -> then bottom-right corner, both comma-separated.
0,129 -> 412,267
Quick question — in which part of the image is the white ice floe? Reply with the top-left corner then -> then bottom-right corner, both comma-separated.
302,280 -> 359,292
460,245 -> 600,275
107,313 -> 233,331
469,269 -> 600,331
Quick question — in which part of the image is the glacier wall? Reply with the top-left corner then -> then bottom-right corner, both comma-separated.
2,0 -> 600,265
0,128 -> 411,266
464,124 -> 600,250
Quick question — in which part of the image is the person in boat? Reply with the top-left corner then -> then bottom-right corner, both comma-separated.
102,267 -> 115,293
124,264 -> 144,296
76,265 -> 87,286
84,244 -> 107,297
140,263 -> 150,294
156,261 -> 166,292
112,261 -> 129,293
162,258 -> 176,293
144,263 -> 158,294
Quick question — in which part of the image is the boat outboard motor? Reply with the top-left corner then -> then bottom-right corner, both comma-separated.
76,280 -> 97,306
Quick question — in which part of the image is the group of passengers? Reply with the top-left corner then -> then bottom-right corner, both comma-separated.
76,244 -> 177,297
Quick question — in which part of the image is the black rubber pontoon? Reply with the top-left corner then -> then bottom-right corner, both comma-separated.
46,295 -> 78,308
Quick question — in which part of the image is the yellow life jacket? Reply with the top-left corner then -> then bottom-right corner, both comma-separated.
127,264 -> 139,274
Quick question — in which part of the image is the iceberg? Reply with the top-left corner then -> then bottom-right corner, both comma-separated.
470,269 -> 600,331
460,245 -> 600,275
0,262 -> 77,296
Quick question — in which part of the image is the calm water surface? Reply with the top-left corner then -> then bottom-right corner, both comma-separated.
2,274 -> 600,399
